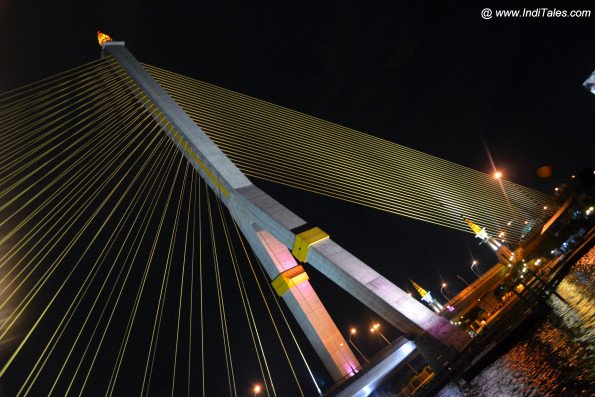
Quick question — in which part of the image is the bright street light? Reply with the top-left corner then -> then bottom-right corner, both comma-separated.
370,323 -> 390,345
494,171 -> 502,179
254,385 -> 261,396
471,261 -> 481,277
440,283 -> 449,301
348,327 -> 369,363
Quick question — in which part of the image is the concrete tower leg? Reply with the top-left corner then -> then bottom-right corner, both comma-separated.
230,214 -> 360,381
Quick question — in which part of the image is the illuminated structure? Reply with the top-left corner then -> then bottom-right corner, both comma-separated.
583,70 -> 595,94
464,218 -> 514,264
144,65 -> 556,244
96,30 -> 113,46
410,280 -> 443,313
99,34 -> 469,384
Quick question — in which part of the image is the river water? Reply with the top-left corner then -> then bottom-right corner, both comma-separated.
435,246 -> 594,397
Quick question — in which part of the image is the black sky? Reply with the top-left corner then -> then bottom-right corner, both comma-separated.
0,0 -> 594,394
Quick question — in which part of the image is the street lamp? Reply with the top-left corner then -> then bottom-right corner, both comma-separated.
471,261 -> 481,277
494,170 -> 502,179
440,283 -> 449,301
370,323 -> 390,345
253,384 -> 261,397
457,274 -> 469,286
348,328 -> 369,363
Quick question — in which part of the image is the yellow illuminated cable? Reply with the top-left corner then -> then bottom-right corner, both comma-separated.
0,105 -> 151,301
215,197 -> 274,397
0,104 -> 156,303
187,170 -> 196,397
0,75 -> 127,178
22,133 -> 171,396
0,121 -> 167,380
0,58 -> 108,103
0,65 -> 117,138
0,113 -> 164,338
76,142 -> 179,397
0,87 -> 138,239
198,177 -> 205,396
40,140 -> 172,394
205,188 -> 237,397
0,85 -> 134,204
172,166 -> 192,397
144,64 -> 554,242
105,153 -> 184,396
142,162 -> 189,396
62,141 -> 175,396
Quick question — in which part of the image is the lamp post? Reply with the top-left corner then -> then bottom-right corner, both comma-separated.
253,385 -> 261,397
370,323 -> 390,345
440,283 -> 449,301
471,260 -> 481,277
457,274 -> 470,286
348,328 -> 369,363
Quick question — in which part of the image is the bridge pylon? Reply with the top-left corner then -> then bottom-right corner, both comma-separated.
100,39 -> 470,384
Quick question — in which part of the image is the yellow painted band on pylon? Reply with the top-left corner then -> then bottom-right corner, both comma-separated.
272,265 -> 309,296
292,227 -> 329,262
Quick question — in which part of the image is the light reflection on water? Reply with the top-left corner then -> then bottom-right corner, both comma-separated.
436,247 -> 594,397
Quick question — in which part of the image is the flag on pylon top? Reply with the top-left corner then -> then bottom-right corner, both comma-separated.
97,30 -> 113,46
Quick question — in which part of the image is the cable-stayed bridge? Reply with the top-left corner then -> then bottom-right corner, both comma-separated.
0,38 -> 555,396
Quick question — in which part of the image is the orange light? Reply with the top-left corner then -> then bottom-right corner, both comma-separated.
97,30 -> 113,46
494,171 -> 502,179
254,385 -> 261,393
536,166 -> 552,178
350,328 -> 356,335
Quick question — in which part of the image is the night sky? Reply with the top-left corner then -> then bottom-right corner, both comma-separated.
1,1 -> 594,395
